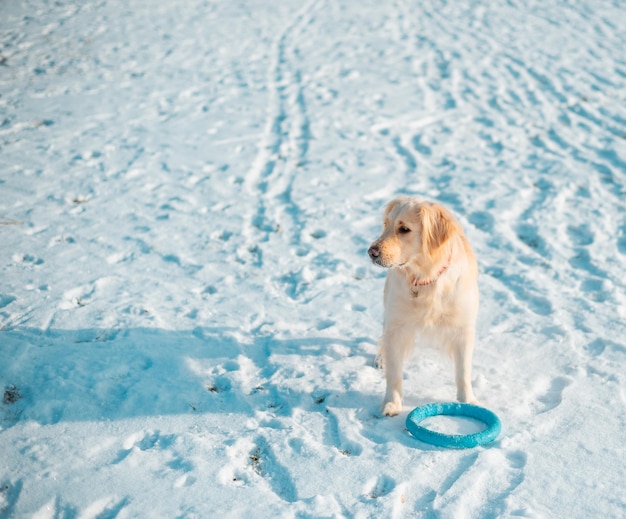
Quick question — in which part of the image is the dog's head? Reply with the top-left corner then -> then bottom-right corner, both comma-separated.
368,197 -> 457,270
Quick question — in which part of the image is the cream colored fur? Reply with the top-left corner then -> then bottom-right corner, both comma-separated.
368,197 -> 479,416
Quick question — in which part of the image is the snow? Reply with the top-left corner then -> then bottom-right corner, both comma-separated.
1,0 -> 626,516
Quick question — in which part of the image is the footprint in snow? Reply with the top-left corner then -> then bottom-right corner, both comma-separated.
76,496 -> 131,519
516,222 -> 549,258
0,480 -> 23,517
250,436 -> 298,503
433,449 -> 527,516
567,223 -> 594,247
618,221 -> 626,255
324,408 -> 363,457
468,210 -> 495,233
0,294 -> 16,309
12,253 -> 44,265
535,376 -> 572,414
113,430 -> 176,464
506,449 -> 528,470
365,475 -> 396,499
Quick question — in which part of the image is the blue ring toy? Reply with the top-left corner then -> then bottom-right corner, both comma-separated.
406,403 -> 501,449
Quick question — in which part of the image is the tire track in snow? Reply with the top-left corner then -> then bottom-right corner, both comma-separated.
245,0 -> 320,243
383,0 -> 459,194
235,0 -> 324,305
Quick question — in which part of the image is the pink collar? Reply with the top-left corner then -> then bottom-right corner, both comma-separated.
410,253 -> 452,289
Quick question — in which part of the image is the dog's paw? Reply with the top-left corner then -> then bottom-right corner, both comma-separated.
381,401 -> 402,417
458,392 -> 480,406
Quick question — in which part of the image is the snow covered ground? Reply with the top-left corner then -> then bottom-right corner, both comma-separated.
1,0 -> 626,516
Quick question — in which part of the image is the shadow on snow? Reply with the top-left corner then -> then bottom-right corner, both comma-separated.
0,326 -> 378,427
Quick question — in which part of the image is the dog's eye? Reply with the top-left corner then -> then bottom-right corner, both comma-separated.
398,226 -> 411,234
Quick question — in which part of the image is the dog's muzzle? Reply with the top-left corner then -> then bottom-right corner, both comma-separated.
368,244 -> 380,259
368,244 -> 385,266
368,244 -> 405,268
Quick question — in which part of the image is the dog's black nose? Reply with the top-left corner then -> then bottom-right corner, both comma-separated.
368,245 -> 380,259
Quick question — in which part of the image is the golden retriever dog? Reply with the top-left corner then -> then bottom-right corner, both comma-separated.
368,197 -> 479,416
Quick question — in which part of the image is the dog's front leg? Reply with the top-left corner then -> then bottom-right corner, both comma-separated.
381,322 -> 416,416
453,328 -> 478,404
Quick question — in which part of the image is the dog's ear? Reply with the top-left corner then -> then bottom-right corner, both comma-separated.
383,198 -> 402,221
418,203 -> 456,258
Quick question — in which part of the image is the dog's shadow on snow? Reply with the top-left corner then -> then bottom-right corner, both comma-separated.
1,326 -> 391,429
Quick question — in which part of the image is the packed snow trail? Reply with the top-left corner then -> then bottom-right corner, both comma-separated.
1,0 -> 625,517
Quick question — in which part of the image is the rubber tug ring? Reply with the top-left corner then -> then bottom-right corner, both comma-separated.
406,402 -> 501,449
